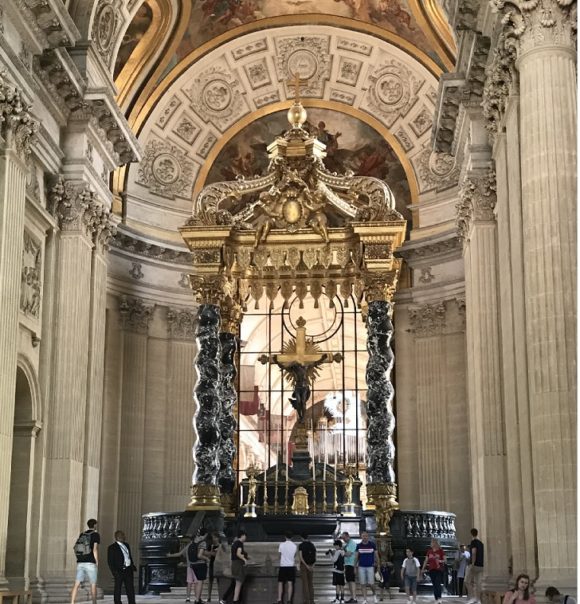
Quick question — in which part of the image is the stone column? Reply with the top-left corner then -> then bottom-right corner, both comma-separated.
495,1 -> 577,586
117,297 -> 154,554
364,295 -> 398,532
457,172 -> 510,588
188,303 -> 222,509
0,74 -> 37,587
408,302 -> 449,511
218,302 -> 241,514
39,179 -> 99,598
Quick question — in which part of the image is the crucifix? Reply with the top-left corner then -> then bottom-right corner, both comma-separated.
287,70 -> 310,104
259,317 -> 342,422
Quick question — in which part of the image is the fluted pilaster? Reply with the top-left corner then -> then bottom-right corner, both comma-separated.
460,172 -> 510,588
0,73 -> 36,586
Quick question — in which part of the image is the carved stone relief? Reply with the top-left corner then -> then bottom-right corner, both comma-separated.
172,113 -> 201,145
456,171 -> 497,243
409,105 -> 433,137
329,89 -> 355,105
0,71 -> 38,158
20,231 -> 42,319
197,133 -> 217,159
395,126 -> 414,151
363,60 -> 421,127
129,262 -> 144,280
232,38 -> 268,61
255,92 -> 280,109
408,301 -> 447,336
187,63 -> 248,132
92,0 -> 121,67
244,58 -> 271,89
413,145 -> 460,192
119,295 -> 154,333
336,38 -> 373,56
156,95 -> 182,130
112,230 -> 193,264
167,308 -> 197,340
418,266 -> 435,284
276,36 -> 332,99
337,57 -> 362,87
137,138 -> 197,199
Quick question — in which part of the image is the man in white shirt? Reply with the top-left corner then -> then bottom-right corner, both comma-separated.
276,532 -> 297,604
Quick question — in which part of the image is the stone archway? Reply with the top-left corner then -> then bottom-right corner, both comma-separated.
6,366 -> 40,590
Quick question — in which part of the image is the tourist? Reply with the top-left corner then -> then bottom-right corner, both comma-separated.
420,539 -> 445,603
331,539 -> 346,603
298,532 -> 316,604
503,574 -> 536,604
340,531 -> 358,603
166,536 -> 195,602
206,532 -> 222,603
107,531 -> 136,604
71,519 -> 100,604
189,528 -> 210,604
220,530 -> 248,604
454,544 -> 470,596
546,586 -> 576,604
466,529 -> 484,604
401,547 -> 420,604
355,531 -> 379,604
275,531 -> 297,604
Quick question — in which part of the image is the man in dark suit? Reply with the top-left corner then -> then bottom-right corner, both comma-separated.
107,531 -> 137,604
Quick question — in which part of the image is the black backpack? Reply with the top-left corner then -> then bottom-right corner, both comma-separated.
188,541 -> 199,565
301,541 -> 317,565
73,531 -> 93,560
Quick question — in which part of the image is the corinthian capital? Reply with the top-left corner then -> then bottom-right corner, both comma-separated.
119,296 -> 155,334
408,301 -> 447,337
0,71 -> 38,158
456,171 -> 497,243
491,0 -> 577,55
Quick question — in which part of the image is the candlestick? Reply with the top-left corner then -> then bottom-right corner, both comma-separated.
333,480 -> 338,513
285,480 -> 289,514
322,480 -> 327,513
263,476 -> 269,514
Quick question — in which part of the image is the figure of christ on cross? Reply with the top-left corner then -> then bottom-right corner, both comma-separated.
259,317 -> 342,422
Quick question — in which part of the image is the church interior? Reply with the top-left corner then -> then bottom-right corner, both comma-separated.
0,0 -> 576,602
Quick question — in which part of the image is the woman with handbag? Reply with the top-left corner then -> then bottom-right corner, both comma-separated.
421,539 -> 446,603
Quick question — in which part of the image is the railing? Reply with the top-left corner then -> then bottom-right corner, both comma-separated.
142,512 -> 182,540
400,511 -> 456,540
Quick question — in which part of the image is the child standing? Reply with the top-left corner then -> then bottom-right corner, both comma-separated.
401,548 -> 421,604
332,539 -> 346,604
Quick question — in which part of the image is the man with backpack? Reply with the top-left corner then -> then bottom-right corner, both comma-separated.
71,519 -> 100,604
298,532 -> 317,604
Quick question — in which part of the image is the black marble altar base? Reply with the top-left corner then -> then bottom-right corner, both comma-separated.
232,513 -> 347,541
217,572 -> 304,604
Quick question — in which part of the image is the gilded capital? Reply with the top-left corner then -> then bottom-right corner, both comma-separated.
362,271 -> 399,304
189,274 -> 231,306
0,71 -> 38,159
456,171 -> 497,243
220,298 -> 242,334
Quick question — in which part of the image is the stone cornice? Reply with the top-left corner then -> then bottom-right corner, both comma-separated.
12,0 -> 80,50
119,295 -> 155,334
0,71 -> 38,158
111,229 -> 193,265
398,234 -> 462,265
456,170 -> 497,243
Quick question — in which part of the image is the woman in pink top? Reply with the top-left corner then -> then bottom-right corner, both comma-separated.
503,574 -> 536,604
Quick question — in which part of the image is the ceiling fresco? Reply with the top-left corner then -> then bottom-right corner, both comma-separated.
114,1 -> 153,79
205,108 -> 412,221
167,0 -> 437,68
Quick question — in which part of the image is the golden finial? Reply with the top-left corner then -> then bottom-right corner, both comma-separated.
287,70 -> 308,128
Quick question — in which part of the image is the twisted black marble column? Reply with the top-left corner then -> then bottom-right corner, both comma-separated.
192,304 -> 221,492
366,300 -> 396,484
218,332 -> 237,498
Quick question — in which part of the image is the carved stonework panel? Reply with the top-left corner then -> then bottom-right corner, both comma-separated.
156,95 -> 182,130
119,295 -> 154,333
413,144 -> 460,192
0,71 -> 38,158
129,262 -> 144,280
137,138 -> 197,199
418,266 -> 434,284
456,171 -> 497,243
409,105 -> 433,137
408,301 -> 447,336
92,0 -> 121,67
336,38 -> 373,56
329,89 -> 356,105
187,63 -> 249,132
363,60 -> 422,127
276,36 -> 332,99
244,58 -> 271,89
395,126 -> 414,151
172,113 -> 201,145
167,308 -> 197,340
232,38 -> 268,61
255,91 -> 280,108
20,231 -> 42,319
337,57 -> 362,87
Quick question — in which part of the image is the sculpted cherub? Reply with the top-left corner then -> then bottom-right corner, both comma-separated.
253,188 -> 284,248
304,188 -> 329,243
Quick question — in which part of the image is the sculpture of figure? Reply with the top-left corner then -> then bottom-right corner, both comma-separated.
285,358 -> 326,421
246,475 -> 257,506
345,473 -> 355,504
304,189 -> 329,243
254,189 -> 283,248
